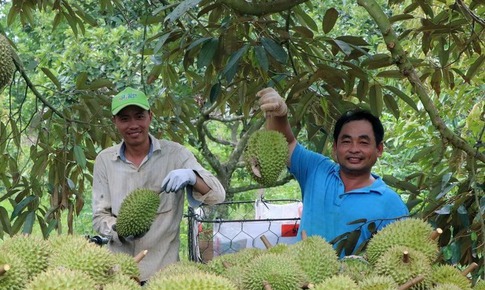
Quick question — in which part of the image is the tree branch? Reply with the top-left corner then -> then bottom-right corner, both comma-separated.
11,50 -> 68,121
357,0 -> 485,163
218,0 -> 309,16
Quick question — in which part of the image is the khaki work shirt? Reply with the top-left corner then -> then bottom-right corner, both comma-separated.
92,134 -> 225,281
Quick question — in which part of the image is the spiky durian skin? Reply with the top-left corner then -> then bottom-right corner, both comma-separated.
112,252 -> 141,279
0,34 -> 15,91
431,264 -> 472,290
240,253 -> 309,290
0,252 -> 28,290
430,284 -> 465,290
48,238 -> 116,285
291,235 -> 340,284
207,247 -> 262,275
340,255 -> 373,282
312,275 -> 360,290
374,246 -> 432,290
474,280 -> 485,290
0,234 -> 51,278
359,275 -> 399,290
24,268 -> 97,290
116,188 -> 160,237
103,274 -> 142,290
243,130 -> 288,186
145,271 -> 238,290
365,218 -> 439,265
266,243 -> 290,254
155,260 -> 210,277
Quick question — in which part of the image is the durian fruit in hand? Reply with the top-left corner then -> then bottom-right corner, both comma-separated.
243,129 -> 288,186
0,34 -> 15,91
116,188 -> 161,238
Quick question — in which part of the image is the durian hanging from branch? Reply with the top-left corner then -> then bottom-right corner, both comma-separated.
0,34 -> 15,92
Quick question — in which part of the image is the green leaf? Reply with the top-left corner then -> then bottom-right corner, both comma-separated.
165,0 -> 202,24
197,38 -> 219,68
209,82 -> 221,105
261,37 -> 287,64
293,26 -> 314,39
22,211 -> 35,234
361,54 -> 393,69
73,145 -> 87,169
345,229 -> 361,255
153,32 -> 171,54
75,72 -> 88,89
389,14 -> 414,23
356,79 -> 369,102
369,83 -> 383,117
87,78 -> 113,90
294,5 -> 318,31
11,195 -> 36,220
222,44 -> 249,83
376,70 -> 404,79
322,8 -> 339,34
343,61 -> 368,80
41,67 -> 62,90
384,85 -> 419,112
465,54 -> 485,83
333,39 -> 352,56
254,45 -> 269,73
0,206 -> 12,235
383,93 -> 400,119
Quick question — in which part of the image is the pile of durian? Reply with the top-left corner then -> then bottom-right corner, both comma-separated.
1,218 -> 484,290
159,218 -> 484,290
0,233 -> 147,290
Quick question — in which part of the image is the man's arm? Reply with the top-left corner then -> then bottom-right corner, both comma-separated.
257,87 -> 297,166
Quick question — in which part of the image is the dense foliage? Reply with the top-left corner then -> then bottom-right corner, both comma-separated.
0,0 -> 483,280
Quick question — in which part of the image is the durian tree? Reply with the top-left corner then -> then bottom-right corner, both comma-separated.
0,0 -> 483,280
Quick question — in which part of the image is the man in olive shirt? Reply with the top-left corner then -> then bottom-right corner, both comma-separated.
92,87 -> 225,282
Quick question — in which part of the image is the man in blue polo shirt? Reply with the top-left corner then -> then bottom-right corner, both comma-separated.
257,87 -> 409,256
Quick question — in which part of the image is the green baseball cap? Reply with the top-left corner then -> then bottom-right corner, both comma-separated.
111,87 -> 150,115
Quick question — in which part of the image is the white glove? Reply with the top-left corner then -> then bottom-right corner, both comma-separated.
161,169 -> 197,193
257,87 -> 288,117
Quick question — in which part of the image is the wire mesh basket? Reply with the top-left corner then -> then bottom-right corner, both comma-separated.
187,198 -> 302,263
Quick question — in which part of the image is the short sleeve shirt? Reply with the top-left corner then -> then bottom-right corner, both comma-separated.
290,143 -> 409,254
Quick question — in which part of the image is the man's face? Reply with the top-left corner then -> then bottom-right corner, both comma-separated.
333,119 -> 383,176
113,105 -> 152,147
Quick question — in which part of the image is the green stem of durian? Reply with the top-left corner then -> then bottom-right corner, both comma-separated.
0,264 -> 9,276
263,281 -> 272,290
402,251 -> 410,264
134,250 -> 148,263
429,228 -> 443,241
398,275 -> 425,290
462,262 -> 478,276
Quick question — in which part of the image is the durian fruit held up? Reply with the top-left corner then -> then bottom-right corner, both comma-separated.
116,188 -> 161,237
0,34 -> 15,91
244,130 -> 288,186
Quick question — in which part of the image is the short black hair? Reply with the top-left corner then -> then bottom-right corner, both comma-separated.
333,109 -> 384,145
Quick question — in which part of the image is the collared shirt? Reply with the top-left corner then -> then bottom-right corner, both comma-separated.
92,134 -> 225,281
290,143 -> 409,255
